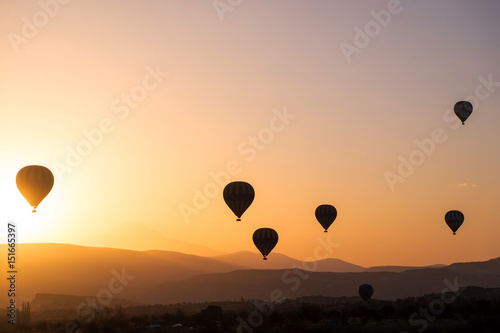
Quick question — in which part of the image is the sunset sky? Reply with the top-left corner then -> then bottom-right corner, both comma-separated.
1,0 -> 499,267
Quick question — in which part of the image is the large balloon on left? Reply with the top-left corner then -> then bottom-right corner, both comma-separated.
16,165 -> 54,212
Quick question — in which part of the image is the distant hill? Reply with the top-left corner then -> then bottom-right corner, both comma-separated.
1,243 -> 365,303
0,243 -> 244,302
78,222 -> 225,256
445,257 -> 500,274
1,243 -> 498,307
147,258 -> 500,304
213,251 -> 366,272
365,264 -> 446,273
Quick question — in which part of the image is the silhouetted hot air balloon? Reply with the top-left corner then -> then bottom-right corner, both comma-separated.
454,101 -> 473,125
315,204 -> 337,232
358,284 -> 374,302
253,228 -> 278,260
445,210 -> 464,235
223,181 -> 254,221
16,165 -> 54,212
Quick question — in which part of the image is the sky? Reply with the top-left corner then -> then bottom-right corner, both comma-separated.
0,0 -> 499,267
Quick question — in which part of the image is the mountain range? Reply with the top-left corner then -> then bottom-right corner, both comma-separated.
1,243 -> 498,307
78,222 -> 226,256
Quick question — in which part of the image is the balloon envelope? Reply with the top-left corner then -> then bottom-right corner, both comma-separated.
223,181 -> 254,221
315,204 -> 337,232
16,165 -> 54,212
454,101 -> 473,125
253,228 -> 278,260
358,284 -> 374,302
445,210 -> 464,235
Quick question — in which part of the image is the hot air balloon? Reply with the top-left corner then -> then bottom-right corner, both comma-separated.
315,204 -> 337,232
454,101 -> 473,125
253,228 -> 278,260
445,210 -> 464,235
358,284 -> 374,302
223,181 -> 254,221
16,165 -> 54,212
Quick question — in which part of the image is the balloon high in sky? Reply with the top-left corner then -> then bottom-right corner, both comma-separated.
16,165 -> 54,212
454,101 -> 473,125
223,181 -> 255,221
445,210 -> 464,235
315,204 -> 337,232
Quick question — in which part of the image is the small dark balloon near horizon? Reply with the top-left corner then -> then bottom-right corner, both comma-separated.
358,283 -> 374,302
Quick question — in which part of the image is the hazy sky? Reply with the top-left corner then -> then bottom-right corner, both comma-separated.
1,0 -> 499,267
